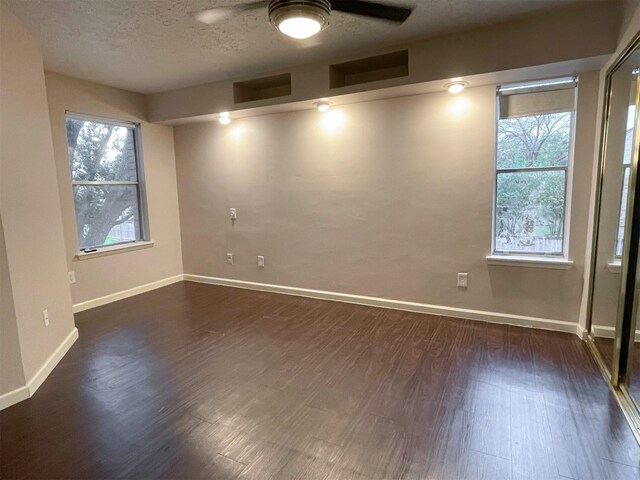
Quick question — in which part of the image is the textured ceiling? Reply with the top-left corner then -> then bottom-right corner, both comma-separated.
4,0 -> 599,94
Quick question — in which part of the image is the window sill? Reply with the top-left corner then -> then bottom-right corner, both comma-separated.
75,241 -> 154,260
607,261 -> 621,273
486,255 -> 574,270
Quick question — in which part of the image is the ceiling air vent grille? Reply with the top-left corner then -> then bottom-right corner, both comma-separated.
329,50 -> 408,89
233,73 -> 292,104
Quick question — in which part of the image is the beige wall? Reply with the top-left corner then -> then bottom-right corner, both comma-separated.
620,0 -> 640,46
0,7 -> 76,384
44,72 -> 183,305
0,217 -> 25,394
174,70 -> 600,324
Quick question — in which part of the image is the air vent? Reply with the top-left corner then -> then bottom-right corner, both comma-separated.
233,73 -> 292,104
329,50 -> 408,89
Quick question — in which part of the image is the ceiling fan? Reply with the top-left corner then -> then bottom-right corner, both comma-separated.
192,0 -> 414,39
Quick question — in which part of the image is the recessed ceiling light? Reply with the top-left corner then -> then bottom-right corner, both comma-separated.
218,112 -> 231,125
322,109 -> 346,133
269,1 -> 329,39
314,101 -> 331,112
446,81 -> 467,94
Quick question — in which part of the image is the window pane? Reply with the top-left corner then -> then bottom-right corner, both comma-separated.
624,104 -> 637,165
73,185 -> 141,249
495,170 -> 565,254
65,118 -> 138,182
616,166 -> 631,257
496,112 -> 572,169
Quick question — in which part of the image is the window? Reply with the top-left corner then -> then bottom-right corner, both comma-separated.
615,104 -> 636,258
493,77 -> 577,257
65,113 -> 148,251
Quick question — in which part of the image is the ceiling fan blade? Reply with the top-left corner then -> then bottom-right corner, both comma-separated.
331,0 -> 413,23
191,1 -> 269,25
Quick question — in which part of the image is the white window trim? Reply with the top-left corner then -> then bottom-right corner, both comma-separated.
607,261 -> 622,273
76,240 -> 155,260
490,77 -> 578,263
614,155 -> 632,260
486,254 -> 574,269
65,111 -> 151,255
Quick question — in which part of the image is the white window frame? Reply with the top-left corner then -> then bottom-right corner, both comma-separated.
616,165 -> 631,259
490,76 -> 578,262
65,112 -> 150,255
614,100 -> 638,260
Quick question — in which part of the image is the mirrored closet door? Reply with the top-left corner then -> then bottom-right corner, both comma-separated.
587,34 -> 640,438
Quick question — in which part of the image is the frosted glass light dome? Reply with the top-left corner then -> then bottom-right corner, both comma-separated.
277,16 -> 322,39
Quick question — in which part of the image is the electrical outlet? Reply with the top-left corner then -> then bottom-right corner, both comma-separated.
42,309 -> 50,327
257,256 -> 265,268
457,272 -> 468,288
227,253 -> 233,265
230,208 -> 237,220
68,271 -> 76,284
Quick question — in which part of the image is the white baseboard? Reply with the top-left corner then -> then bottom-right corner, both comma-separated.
592,325 -> 615,339
575,324 -> 589,340
592,325 -> 640,342
183,274 -> 580,335
72,274 -> 184,313
0,327 -> 78,411
0,385 -> 29,411
27,327 -> 79,396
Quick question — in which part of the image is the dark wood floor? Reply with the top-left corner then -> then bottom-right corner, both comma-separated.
594,336 -> 640,402
632,343 -> 640,402
594,336 -> 615,373
1,281 -> 639,480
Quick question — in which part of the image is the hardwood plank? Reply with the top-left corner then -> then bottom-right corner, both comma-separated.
1,281 -> 638,480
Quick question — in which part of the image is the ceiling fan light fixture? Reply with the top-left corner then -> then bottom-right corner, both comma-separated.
278,16 -> 322,39
269,0 -> 330,39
